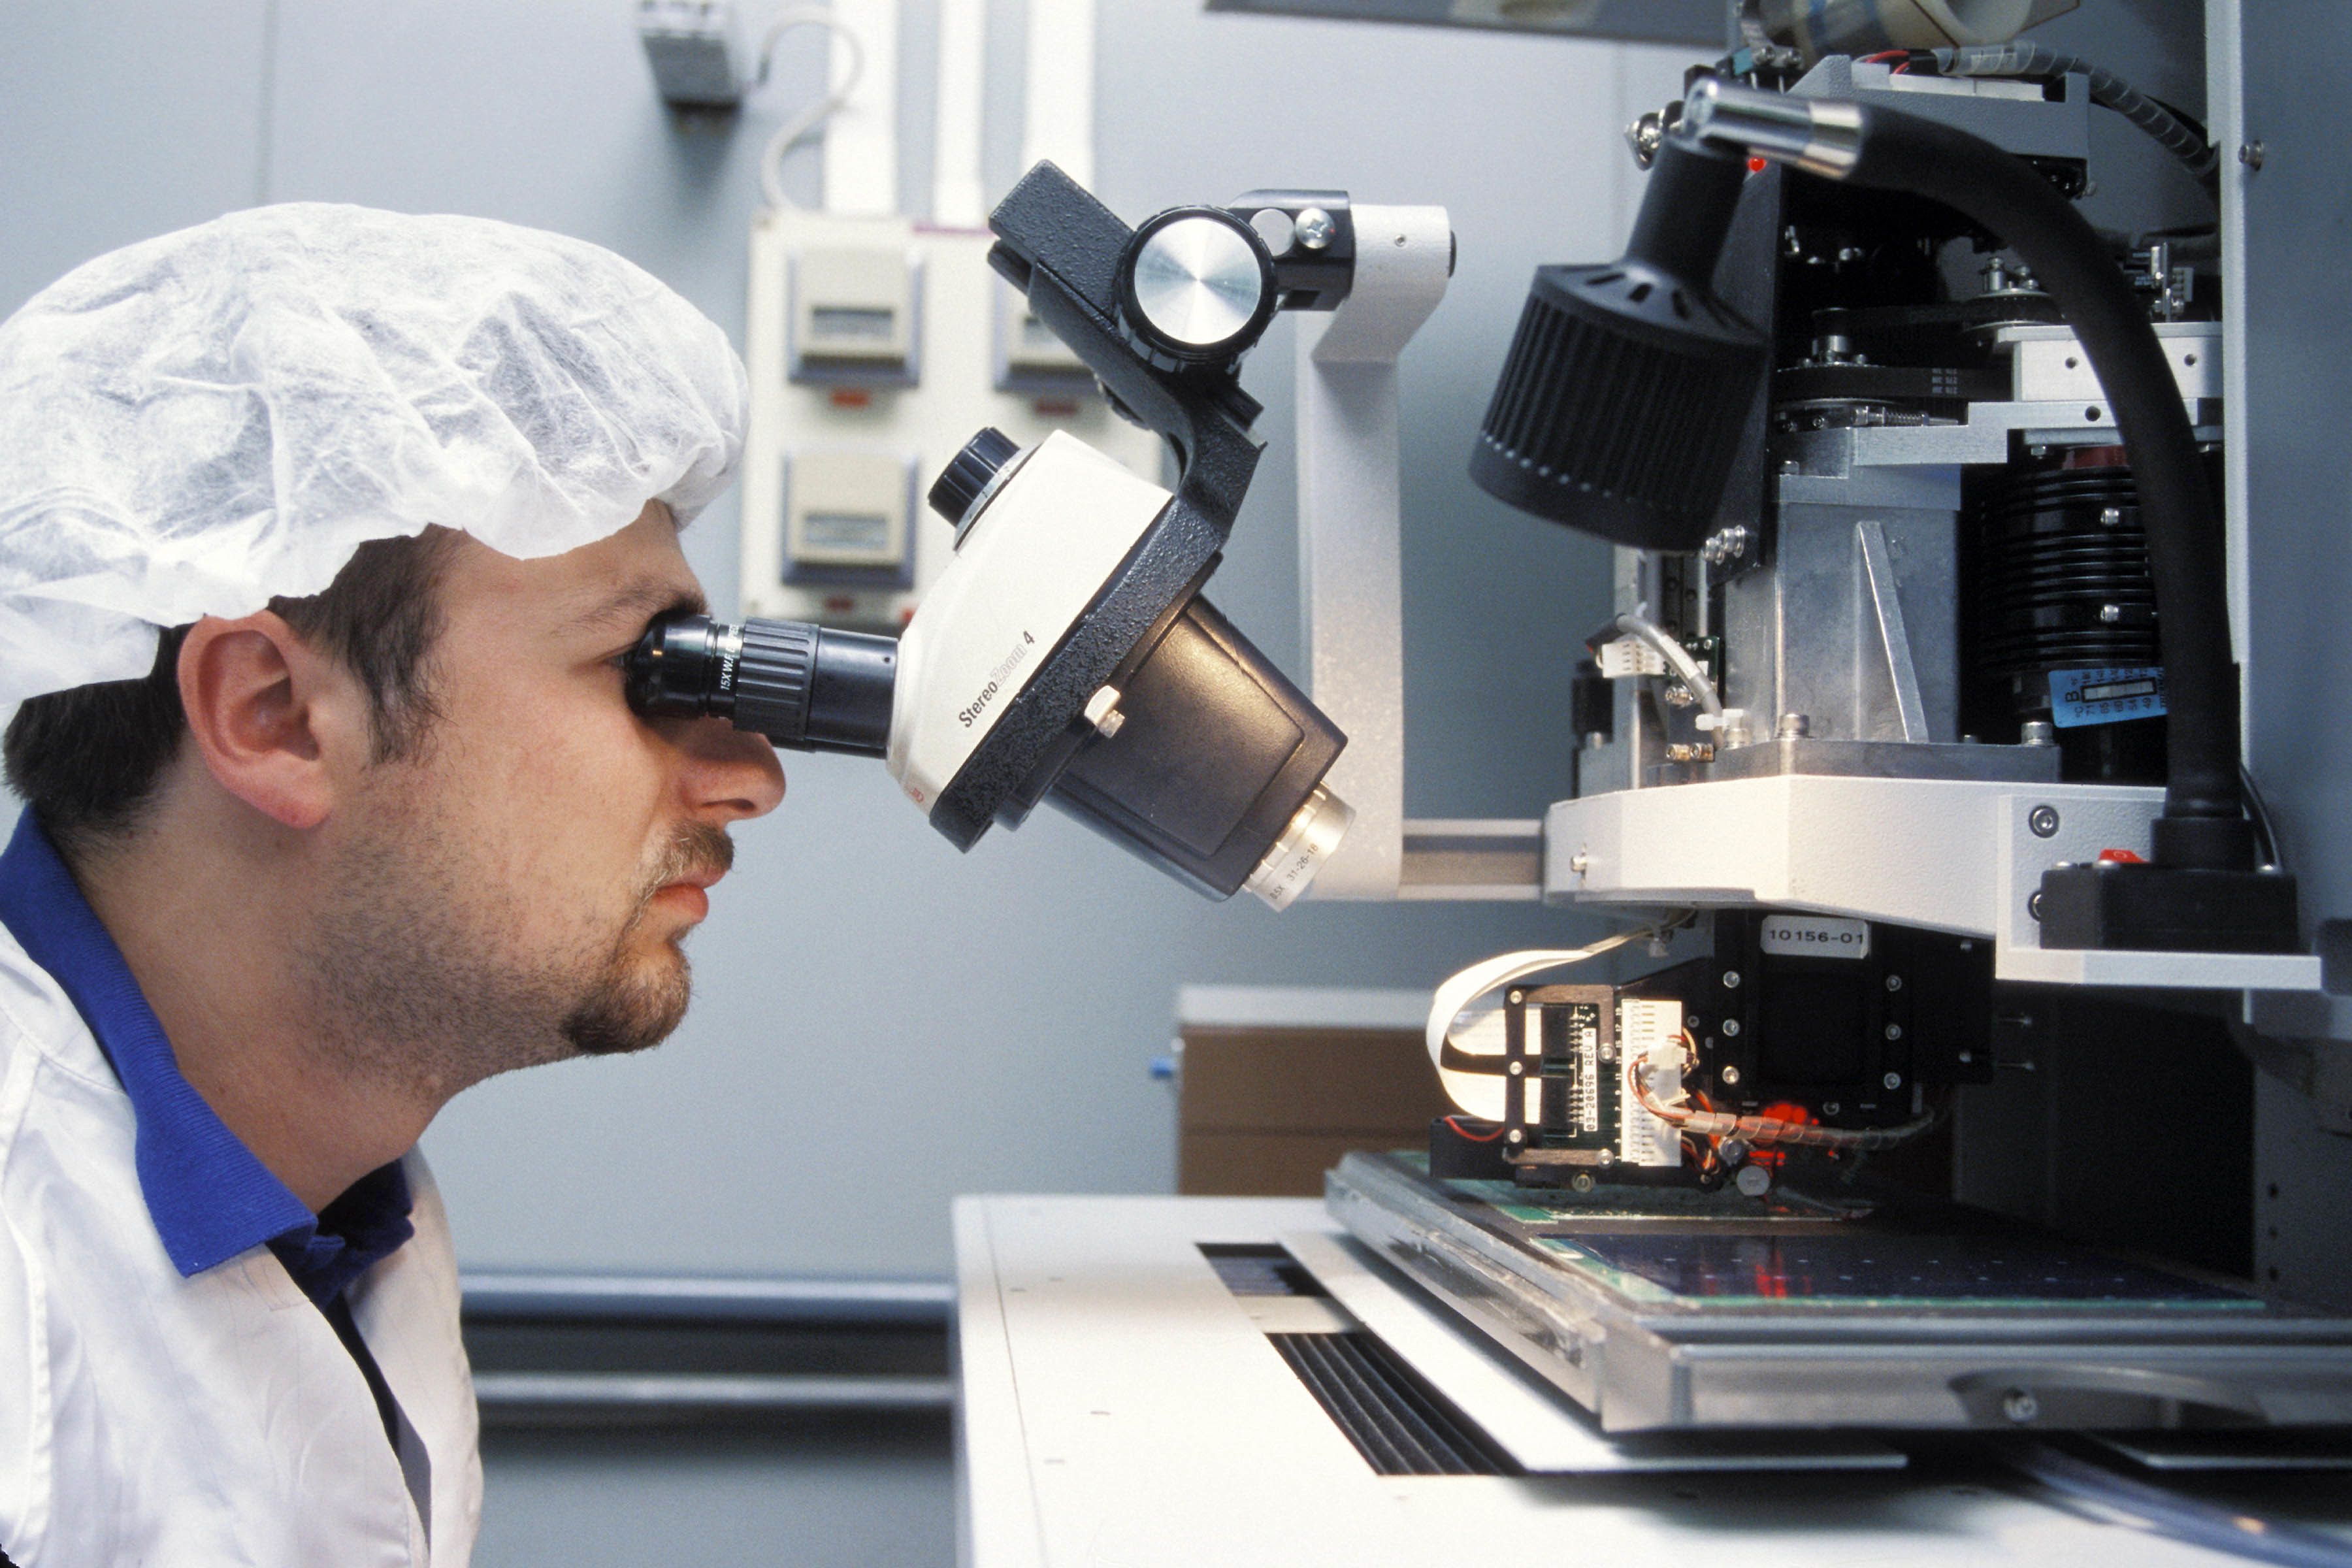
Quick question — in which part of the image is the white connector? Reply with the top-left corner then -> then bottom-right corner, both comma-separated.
1594,636 -> 1669,679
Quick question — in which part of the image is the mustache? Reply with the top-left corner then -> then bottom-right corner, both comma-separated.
648,821 -> 735,891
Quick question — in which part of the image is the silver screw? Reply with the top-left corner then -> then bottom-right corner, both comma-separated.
2099,505 -> 2124,527
1570,850 -> 1591,877
1722,1019 -> 1742,1038
1508,990 -> 1523,1004
1294,208 -> 1335,251
1506,1128 -> 1525,1145
2099,604 -> 2123,624
2028,890 -> 2046,921
1723,970 -> 1742,989
2029,804 -> 2061,838
1885,974 -> 1903,992
1507,1060 -> 1524,1076
1735,1164 -> 1772,1197
1884,1024 -> 1904,1042
2240,140 -> 2266,171
1823,1102 -> 1841,1116
2002,1388 -> 2040,1424
1569,1172 -> 1597,1193
1776,712 -> 1812,740
1883,1071 -> 1903,1090
1720,1064 -> 1742,1085
2021,722 -> 2057,747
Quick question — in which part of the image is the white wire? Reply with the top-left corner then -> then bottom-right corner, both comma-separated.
753,7 -> 866,214
1600,610 -> 1725,727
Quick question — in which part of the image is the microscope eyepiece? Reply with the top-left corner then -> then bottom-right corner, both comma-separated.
624,612 -> 896,757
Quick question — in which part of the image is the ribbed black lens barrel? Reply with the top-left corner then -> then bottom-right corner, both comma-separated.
625,613 -> 895,757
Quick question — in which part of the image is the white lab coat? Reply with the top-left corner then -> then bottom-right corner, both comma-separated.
0,924 -> 482,1566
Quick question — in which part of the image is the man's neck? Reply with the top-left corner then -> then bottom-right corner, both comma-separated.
71,801 -> 434,1215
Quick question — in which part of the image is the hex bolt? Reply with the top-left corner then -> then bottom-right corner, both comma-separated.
2002,1388 -> 2040,1424
1884,1024 -> 1904,1042
1885,974 -> 1903,992
1883,1071 -> 1903,1090
1722,1019 -> 1742,1037
1720,1064 -> 1742,1086
1722,970 -> 1742,990
2029,804 -> 2061,838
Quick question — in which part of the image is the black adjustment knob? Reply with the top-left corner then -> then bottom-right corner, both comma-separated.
928,427 -> 1022,525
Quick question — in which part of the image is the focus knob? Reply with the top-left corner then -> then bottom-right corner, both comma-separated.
1117,208 -> 1278,370
928,426 -> 1022,527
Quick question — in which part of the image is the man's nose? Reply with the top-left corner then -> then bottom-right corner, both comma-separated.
675,715 -> 787,822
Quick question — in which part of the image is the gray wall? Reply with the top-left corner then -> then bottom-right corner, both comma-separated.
0,0 -> 1689,1279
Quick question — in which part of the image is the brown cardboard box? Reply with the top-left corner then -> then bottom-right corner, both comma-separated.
1175,993 -> 1444,1195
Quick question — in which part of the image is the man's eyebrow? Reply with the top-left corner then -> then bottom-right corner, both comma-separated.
569,579 -> 709,636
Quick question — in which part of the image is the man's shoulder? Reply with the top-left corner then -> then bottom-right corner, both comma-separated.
0,919 -> 114,1096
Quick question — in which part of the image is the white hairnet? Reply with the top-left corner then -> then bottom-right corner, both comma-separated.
0,203 -> 748,706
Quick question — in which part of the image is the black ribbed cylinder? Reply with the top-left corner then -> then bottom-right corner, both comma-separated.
1470,141 -> 1767,551
1972,466 -> 2156,681
731,620 -> 817,743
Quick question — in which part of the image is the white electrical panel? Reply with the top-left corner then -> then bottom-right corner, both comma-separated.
741,209 -> 1167,632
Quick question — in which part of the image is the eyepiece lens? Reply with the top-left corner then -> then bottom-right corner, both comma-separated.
625,612 -> 723,719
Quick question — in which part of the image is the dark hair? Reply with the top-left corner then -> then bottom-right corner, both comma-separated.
4,528 -> 464,860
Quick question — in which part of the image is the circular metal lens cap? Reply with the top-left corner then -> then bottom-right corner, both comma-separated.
1119,208 -> 1276,365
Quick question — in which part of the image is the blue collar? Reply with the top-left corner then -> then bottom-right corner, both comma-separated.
0,813 -> 413,1305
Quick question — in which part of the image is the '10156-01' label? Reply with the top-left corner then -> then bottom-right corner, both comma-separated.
1759,915 -> 1871,959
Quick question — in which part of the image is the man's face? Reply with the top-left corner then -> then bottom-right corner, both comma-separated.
297,505 -> 786,1097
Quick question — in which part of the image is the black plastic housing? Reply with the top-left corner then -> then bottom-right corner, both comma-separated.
1046,594 -> 1343,900
2036,861 -> 2301,954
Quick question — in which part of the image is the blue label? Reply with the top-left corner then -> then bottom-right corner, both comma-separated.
2049,666 -> 2167,728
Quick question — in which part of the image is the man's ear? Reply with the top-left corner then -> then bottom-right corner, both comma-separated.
176,613 -> 368,831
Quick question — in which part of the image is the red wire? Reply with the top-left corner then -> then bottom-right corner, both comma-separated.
1443,1116 -> 1505,1143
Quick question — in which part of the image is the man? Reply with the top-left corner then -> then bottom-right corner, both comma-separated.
0,206 -> 783,1565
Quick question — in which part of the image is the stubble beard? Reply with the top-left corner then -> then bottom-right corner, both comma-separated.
297,813 -> 734,1103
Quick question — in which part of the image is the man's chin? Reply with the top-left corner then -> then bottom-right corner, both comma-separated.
561,951 -> 691,1058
